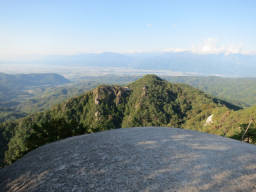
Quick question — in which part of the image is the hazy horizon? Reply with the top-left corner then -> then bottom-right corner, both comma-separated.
1,0 -> 256,77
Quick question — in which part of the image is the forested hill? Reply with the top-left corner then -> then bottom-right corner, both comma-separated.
0,73 -> 70,102
0,73 -> 71,122
0,75 -> 240,167
164,76 -> 256,107
0,73 -> 70,89
201,105 -> 256,141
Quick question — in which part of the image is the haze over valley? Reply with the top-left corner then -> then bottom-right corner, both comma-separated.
2,51 -> 256,78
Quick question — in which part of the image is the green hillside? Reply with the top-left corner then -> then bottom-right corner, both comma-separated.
2,74 -> 256,123
164,76 -> 256,107
0,75 -> 137,122
0,73 -> 72,122
199,105 -> 256,141
0,73 -> 70,102
0,75 -> 240,167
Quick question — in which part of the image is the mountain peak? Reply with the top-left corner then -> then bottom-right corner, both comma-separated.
128,74 -> 166,89
138,74 -> 163,82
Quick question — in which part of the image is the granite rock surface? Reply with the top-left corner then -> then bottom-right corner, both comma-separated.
1,127 -> 256,192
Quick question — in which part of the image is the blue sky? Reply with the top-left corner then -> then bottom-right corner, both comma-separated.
1,0 -> 256,59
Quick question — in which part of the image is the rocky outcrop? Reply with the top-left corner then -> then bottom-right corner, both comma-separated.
93,85 -> 131,105
205,114 -> 214,125
1,127 -> 256,192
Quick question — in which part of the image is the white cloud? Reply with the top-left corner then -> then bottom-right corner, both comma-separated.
146,24 -> 152,27
191,38 -> 242,55
164,38 -> 255,55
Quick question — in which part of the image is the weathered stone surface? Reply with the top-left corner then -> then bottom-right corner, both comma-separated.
1,127 -> 256,192
93,85 -> 130,106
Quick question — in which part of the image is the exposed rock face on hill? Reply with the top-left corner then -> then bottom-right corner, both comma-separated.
93,85 -> 130,105
1,127 -> 256,192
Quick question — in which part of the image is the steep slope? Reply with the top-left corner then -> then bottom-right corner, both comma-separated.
200,105 -> 256,140
0,75 -> 238,166
123,75 -> 239,128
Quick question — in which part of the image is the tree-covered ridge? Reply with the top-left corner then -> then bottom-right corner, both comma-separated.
123,75 -> 238,128
0,73 -> 72,122
0,72 -> 70,103
0,74 -> 136,122
0,73 -> 69,91
165,76 -> 256,107
0,85 -> 131,165
0,75 -> 241,167
2,74 -> 256,123
198,105 -> 256,139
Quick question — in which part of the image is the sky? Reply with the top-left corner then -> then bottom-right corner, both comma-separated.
1,0 -> 256,59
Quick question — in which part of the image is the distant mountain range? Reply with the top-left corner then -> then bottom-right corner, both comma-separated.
2,52 -> 256,77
